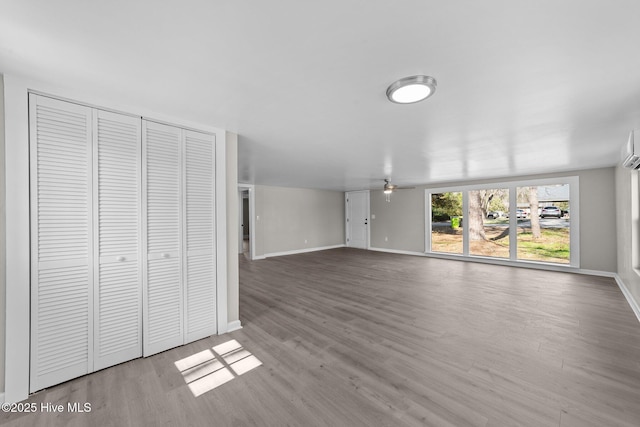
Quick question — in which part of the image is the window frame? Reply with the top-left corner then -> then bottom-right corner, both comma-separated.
425,176 -> 580,268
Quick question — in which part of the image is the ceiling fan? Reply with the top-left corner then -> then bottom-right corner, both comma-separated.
382,179 -> 415,201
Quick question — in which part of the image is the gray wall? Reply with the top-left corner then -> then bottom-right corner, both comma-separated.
254,185 -> 345,257
579,167 -> 617,272
370,188 -> 424,252
615,166 -> 640,306
0,75 -> 5,396
225,132 -> 240,324
370,167 -> 617,273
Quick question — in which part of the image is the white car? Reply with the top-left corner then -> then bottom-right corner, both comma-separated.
506,209 -> 526,218
540,206 -> 562,218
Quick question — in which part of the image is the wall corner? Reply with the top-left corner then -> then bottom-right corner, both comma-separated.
225,132 -> 240,328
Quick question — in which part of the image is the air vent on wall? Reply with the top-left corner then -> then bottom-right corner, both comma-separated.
622,129 -> 640,169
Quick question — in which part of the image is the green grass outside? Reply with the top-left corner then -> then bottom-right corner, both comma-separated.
515,228 -> 570,261
431,225 -> 570,263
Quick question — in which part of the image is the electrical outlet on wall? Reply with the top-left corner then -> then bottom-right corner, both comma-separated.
385,236 -> 388,242
304,239 -> 308,244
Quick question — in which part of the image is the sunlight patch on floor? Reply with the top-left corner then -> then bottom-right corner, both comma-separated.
174,339 -> 262,397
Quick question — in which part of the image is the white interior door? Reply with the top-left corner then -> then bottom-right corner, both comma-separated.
93,110 -> 142,370
29,94 -> 94,392
142,120 -> 184,356
183,129 -> 217,343
346,191 -> 370,249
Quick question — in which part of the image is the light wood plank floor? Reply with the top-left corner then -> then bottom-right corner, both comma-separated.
3,248 -> 640,426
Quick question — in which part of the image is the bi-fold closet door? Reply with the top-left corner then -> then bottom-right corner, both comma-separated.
30,95 -> 96,392
29,94 -> 217,392
142,121 -> 217,356
29,95 -> 142,391
94,109 -> 143,371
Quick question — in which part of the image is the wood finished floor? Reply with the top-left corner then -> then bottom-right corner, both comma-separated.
3,248 -> 640,427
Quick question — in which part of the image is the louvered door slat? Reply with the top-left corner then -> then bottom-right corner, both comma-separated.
184,130 -> 216,342
30,95 -> 93,393
94,110 -> 142,370
143,121 -> 184,356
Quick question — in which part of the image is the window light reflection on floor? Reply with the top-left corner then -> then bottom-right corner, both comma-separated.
174,339 -> 263,397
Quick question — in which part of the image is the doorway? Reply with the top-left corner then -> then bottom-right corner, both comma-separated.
345,191 -> 370,249
238,185 -> 256,260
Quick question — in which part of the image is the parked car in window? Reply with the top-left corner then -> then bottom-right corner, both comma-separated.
487,211 -> 503,219
506,209 -> 526,218
540,206 -> 562,218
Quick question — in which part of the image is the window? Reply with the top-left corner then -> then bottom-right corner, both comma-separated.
516,185 -> 570,264
468,189 -> 509,259
430,192 -> 463,254
426,177 -> 579,267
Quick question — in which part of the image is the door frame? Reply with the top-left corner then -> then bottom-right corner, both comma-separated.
345,190 -> 370,249
238,192 -> 244,254
238,184 -> 256,260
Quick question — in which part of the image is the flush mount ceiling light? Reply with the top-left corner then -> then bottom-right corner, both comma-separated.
386,75 -> 437,104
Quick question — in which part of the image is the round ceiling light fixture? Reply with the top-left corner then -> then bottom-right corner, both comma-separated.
386,75 -> 437,104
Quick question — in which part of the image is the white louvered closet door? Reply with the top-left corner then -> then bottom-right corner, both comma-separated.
183,130 -> 217,342
143,120 -> 184,356
29,94 -> 93,392
94,110 -> 142,370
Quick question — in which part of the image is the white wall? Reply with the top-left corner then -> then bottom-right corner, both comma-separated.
0,74 -> 5,398
370,167 -> 617,273
615,165 -> 640,310
225,132 -> 240,325
3,74 -> 30,403
254,185 -> 345,257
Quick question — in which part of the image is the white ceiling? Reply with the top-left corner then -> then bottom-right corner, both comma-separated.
1,1 -> 639,191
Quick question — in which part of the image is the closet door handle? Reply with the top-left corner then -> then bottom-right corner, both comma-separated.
117,256 -> 126,262
162,253 -> 171,259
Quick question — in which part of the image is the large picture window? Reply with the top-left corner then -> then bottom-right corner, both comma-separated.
426,177 -> 579,267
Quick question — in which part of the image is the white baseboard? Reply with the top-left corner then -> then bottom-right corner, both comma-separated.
614,274 -> 640,324
227,320 -> 243,332
368,247 -> 426,257
252,255 -> 267,260
369,248 -> 624,280
577,269 -> 616,278
263,244 -> 345,259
